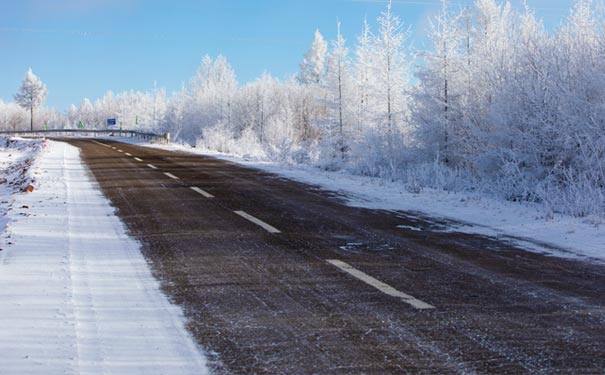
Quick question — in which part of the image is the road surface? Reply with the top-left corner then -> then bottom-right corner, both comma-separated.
65,139 -> 605,374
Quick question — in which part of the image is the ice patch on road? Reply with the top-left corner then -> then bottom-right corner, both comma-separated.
0,140 -> 209,375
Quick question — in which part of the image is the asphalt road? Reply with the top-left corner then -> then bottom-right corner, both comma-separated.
65,139 -> 605,375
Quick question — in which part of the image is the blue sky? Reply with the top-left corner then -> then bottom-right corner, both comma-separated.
1,0 -> 572,110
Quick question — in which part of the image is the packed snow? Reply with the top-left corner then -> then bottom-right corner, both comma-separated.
124,138 -> 605,263
0,138 -> 209,375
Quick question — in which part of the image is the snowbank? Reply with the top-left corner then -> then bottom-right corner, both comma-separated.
0,139 -> 209,375
0,136 -> 46,235
0,136 -> 46,192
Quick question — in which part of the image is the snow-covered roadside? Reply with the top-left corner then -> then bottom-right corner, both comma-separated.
0,139 -> 209,375
120,138 -> 605,262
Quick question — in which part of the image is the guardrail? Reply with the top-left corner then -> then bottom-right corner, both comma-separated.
0,129 -> 170,144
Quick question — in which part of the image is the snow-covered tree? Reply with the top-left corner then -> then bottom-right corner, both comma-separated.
231,72 -> 278,144
414,0 -> 472,166
367,0 -> 413,167
178,55 -> 238,144
160,85 -> 186,140
323,21 -> 355,163
298,30 -> 328,85
78,98 -> 95,128
354,19 -> 373,130
151,82 -> 167,130
13,68 -> 48,131
0,100 -> 28,130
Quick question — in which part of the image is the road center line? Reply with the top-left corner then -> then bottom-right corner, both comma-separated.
326,259 -> 435,310
190,187 -> 214,198
92,140 -> 110,148
118,149 -> 124,153
234,211 -> 281,234
147,164 -> 158,169
134,157 -> 143,162
125,152 -> 132,157
163,172 -> 180,180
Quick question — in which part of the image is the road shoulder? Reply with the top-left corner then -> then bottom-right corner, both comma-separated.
0,140 -> 209,375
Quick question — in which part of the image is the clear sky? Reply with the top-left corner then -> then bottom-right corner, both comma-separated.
1,0 -> 573,110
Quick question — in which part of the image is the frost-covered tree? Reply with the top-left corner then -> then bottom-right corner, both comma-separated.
231,72 -> 278,144
66,104 -> 78,129
354,19 -> 373,130
298,30 -> 328,85
179,55 -> 238,144
151,82 -> 167,130
414,0 -> 472,166
14,68 -> 47,131
78,98 -> 95,128
37,107 -> 65,129
0,100 -> 28,130
160,85 -> 186,140
323,21 -> 355,163
367,0 -> 413,167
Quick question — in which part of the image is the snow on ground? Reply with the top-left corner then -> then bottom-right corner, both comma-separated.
0,136 -> 45,238
121,138 -> 605,263
0,139 -> 209,375
0,137 -> 45,191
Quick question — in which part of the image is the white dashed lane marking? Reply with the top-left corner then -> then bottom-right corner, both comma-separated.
125,152 -> 132,157
134,157 -> 143,162
92,141 -> 111,148
190,187 -> 214,198
234,211 -> 280,234
118,149 -> 124,153
326,259 -> 435,310
163,172 -> 180,180
147,164 -> 158,169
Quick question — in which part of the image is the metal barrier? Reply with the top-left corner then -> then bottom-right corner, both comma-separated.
0,129 -> 170,144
